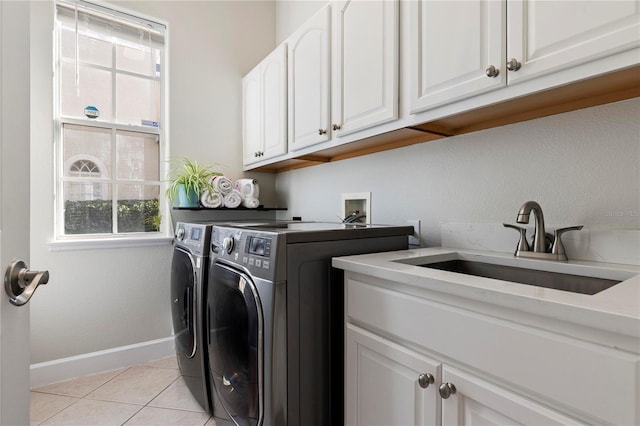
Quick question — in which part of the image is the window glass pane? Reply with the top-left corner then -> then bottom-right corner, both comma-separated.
115,73 -> 158,125
64,182 -> 113,234
116,131 -> 159,181
63,124 -> 112,178
61,62 -> 113,120
117,184 -> 160,233
116,39 -> 160,76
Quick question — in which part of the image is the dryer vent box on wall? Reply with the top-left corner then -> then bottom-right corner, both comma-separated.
341,192 -> 371,224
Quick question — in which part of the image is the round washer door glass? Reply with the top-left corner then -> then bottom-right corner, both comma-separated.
208,262 -> 261,426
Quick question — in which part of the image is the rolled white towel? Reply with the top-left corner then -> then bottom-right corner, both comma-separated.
200,190 -> 223,208
234,179 -> 260,199
223,189 -> 243,209
211,175 -> 233,195
242,197 -> 260,209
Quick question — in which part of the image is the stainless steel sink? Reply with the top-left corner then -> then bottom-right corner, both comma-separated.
419,259 -> 621,295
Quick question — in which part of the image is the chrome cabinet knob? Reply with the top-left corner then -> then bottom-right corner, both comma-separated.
506,58 -> 521,71
439,382 -> 457,399
332,124 -> 341,131
418,373 -> 435,389
318,129 -> 327,135
485,65 -> 499,78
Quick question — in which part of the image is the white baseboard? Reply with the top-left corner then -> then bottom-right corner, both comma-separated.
30,336 -> 176,389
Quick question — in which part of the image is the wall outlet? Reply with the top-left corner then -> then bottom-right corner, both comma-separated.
408,220 -> 421,246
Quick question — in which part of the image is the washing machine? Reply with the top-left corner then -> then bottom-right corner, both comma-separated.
207,222 -> 413,426
171,222 -> 215,413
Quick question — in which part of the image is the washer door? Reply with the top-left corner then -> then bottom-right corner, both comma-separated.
171,247 -> 197,358
208,262 -> 262,426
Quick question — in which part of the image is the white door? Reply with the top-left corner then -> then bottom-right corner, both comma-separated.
242,64 -> 262,165
507,0 -> 640,85
410,0 -> 506,113
261,43 -> 288,161
1,1 -> 35,424
287,4 -> 331,151
345,324 -> 440,426
333,0 -> 399,137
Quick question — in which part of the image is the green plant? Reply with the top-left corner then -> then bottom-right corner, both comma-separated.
166,158 -> 221,203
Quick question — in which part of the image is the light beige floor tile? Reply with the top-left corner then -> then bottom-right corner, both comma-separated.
124,406 -> 210,426
86,366 -> 180,405
39,398 -> 141,426
30,392 -> 79,426
204,417 -> 218,426
143,356 -> 179,370
148,377 -> 206,412
33,369 -> 126,398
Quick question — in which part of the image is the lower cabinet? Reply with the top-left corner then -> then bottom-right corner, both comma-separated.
343,273 -> 640,425
346,324 -> 440,426
346,324 -> 579,426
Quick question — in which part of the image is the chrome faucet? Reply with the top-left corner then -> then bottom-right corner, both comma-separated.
516,201 -> 547,253
504,201 -> 583,261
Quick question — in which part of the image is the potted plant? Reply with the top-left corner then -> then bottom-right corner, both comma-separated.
166,158 -> 221,207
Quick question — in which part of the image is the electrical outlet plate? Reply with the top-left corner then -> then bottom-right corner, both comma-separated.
408,219 -> 420,246
341,192 -> 371,224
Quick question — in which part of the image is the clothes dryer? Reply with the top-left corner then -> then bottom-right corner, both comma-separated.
207,222 -> 413,426
171,222 -> 214,413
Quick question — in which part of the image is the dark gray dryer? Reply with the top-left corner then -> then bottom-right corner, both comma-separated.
171,222 -> 214,413
207,222 -> 413,426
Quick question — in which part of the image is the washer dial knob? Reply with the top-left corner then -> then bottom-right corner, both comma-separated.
176,228 -> 185,241
222,237 -> 235,254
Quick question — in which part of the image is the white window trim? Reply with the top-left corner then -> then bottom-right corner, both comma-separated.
53,0 -> 171,246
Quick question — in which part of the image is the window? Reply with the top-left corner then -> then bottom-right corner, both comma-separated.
55,0 -> 166,238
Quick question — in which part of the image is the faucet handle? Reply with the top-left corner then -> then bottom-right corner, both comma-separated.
551,225 -> 584,260
503,223 -> 530,253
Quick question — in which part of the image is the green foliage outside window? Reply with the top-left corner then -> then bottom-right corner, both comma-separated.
64,199 -> 160,234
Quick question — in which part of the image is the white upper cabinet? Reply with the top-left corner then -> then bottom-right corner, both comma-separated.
507,0 -> 640,85
410,0 -> 640,114
333,0 -> 399,137
410,0 -> 506,113
242,65 -> 262,165
287,5 -> 331,151
242,44 -> 288,166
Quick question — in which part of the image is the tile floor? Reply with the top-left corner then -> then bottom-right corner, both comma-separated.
30,356 -> 217,426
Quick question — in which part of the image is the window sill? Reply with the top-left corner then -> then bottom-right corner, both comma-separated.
49,236 -> 174,251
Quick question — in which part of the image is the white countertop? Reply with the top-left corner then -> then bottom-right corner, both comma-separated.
333,247 -> 640,344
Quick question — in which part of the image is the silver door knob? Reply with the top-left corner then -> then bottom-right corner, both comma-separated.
332,124 -> 341,131
418,373 -> 434,388
4,260 -> 49,306
485,65 -> 499,78
439,382 -> 457,399
318,129 -> 327,135
506,58 -> 521,71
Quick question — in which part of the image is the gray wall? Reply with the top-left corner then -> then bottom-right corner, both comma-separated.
275,98 -> 640,243
30,1 -> 277,364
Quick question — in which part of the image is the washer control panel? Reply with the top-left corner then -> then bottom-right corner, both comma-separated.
211,225 -> 280,281
175,222 -> 211,257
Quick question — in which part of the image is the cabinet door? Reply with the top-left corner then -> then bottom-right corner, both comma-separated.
345,324 -> 440,426
288,5 -> 331,151
242,64 -> 262,165
440,366 -> 582,425
410,0 -> 505,113
261,44 -> 288,160
333,0 -> 399,137
507,0 -> 640,85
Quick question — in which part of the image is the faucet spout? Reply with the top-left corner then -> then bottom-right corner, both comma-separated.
516,201 -> 546,253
